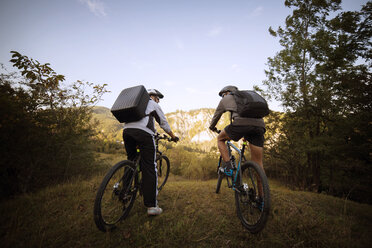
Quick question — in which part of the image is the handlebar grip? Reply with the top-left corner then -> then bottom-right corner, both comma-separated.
210,127 -> 221,134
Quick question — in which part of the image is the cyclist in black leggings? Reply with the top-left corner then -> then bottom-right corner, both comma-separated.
123,89 -> 179,216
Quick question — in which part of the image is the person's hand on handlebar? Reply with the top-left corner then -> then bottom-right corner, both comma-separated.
166,131 -> 179,143
209,126 -> 221,134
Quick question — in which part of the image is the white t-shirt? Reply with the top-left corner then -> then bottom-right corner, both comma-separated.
123,99 -> 171,135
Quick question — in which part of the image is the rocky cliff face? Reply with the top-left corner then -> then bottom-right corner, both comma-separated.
92,106 -> 278,152
92,106 -> 230,146
164,108 -> 230,143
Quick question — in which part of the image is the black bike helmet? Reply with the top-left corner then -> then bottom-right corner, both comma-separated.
218,85 -> 238,97
147,89 -> 164,99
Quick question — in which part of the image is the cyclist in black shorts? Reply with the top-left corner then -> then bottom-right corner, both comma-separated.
209,85 -> 266,176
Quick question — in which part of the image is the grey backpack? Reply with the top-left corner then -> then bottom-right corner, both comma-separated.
232,90 -> 269,118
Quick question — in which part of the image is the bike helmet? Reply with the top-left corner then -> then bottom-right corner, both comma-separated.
218,85 -> 238,97
147,89 -> 164,99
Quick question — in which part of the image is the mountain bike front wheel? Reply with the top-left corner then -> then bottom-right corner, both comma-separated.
215,157 -> 224,193
94,160 -> 138,232
156,155 -> 170,191
235,161 -> 270,234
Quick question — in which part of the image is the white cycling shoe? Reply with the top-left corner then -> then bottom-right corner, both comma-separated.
147,206 -> 163,216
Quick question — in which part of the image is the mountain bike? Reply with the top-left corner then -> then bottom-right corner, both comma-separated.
93,133 -> 172,232
214,130 -> 270,234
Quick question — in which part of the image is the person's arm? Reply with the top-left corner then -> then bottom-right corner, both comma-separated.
166,130 -> 179,142
153,103 -> 179,142
209,99 -> 226,130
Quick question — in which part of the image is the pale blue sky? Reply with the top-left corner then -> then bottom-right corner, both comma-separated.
0,0 -> 368,114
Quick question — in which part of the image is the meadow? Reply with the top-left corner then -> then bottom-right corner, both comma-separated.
1,154 -> 371,248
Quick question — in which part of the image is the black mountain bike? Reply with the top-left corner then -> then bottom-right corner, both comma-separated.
93,133 -> 172,232
214,130 -> 270,234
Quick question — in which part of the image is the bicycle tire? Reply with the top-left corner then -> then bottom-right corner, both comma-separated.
216,157 -> 224,193
235,161 -> 270,233
156,155 -> 170,191
94,160 -> 138,232
242,155 -> 247,162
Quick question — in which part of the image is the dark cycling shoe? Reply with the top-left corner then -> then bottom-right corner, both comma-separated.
220,161 -> 234,177
223,167 -> 233,177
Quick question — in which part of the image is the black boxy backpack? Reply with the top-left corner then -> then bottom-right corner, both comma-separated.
111,85 -> 150,123
232,90 -> 270,118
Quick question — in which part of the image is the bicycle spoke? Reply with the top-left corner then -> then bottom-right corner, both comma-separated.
101,166 -> 132,224
235,162 -> 270,233
94,161 -> 138,232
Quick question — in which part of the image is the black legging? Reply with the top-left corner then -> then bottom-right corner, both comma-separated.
123,128 -> 158,208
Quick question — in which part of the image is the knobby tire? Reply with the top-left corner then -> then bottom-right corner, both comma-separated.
215,157 -> 224,193
94,160 -> 138,232
235,161 -> 270,233
156,155 -> 170,191
216,171 -> 224,193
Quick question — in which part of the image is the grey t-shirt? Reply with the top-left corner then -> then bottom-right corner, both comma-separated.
209,94 -> 265,129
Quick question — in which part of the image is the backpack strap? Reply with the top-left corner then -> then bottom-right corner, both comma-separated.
230,92 -> 236,124
146,110 -> 161,133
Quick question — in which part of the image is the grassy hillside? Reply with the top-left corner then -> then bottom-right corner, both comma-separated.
92,106 -> 123,142
1,154 -> 371,248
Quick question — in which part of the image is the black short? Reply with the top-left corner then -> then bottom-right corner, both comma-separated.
224,124 -> 266,147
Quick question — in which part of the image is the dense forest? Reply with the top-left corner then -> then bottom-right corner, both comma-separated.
0,0 -> 371,204
262,0 -> 371,203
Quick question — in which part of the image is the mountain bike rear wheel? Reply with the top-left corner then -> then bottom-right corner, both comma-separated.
235,161 -> 270,233
156,155 -> 170,191
94,160 -> 138,232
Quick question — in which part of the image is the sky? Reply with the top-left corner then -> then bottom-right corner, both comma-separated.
0,0 -> 368,114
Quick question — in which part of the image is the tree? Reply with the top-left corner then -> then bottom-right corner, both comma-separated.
0,51 -> 108,199
263,0 -> 371,201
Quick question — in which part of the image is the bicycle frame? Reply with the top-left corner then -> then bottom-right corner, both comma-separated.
154,133 -> 171,158
214,131 -> 270,233
126,154 -> 141,194
94,133 -> 172,232
155,137 -> 163,159
222,140 -> 248,190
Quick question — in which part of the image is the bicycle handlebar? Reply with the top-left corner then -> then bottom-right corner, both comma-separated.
212,128 -> 221,134
155,133 -> 175,142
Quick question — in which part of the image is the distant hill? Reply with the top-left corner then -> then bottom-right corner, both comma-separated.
91,106 -> 230,148
92,106 -> 123,142
166,108 -> 229,141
